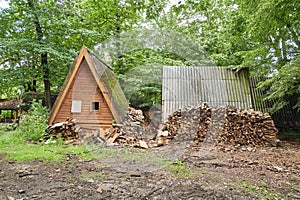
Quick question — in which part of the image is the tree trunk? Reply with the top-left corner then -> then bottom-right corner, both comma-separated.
28,0 -> 51,110
115,13 -> 122,73
42,53 -> 51,109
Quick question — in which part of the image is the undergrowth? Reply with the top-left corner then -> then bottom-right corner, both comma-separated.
18,100 -> 48,141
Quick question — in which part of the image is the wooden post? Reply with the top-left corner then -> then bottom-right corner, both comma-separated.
14,110 -> 17,123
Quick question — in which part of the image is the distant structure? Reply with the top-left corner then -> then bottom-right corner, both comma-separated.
162,66 -> 252,122
0,99 -> 24,123
48,46 -> 128,130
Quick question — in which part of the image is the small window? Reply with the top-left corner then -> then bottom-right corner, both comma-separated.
71,100 -> 82,113
91,102 -> 99,111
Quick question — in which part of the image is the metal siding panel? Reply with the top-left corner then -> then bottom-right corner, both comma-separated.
162,66 -> 252,121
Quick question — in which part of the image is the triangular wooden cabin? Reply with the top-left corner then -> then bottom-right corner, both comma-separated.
48,46 -> 128,130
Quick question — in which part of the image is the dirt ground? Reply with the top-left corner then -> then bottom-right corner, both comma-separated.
0,134 -> 299,200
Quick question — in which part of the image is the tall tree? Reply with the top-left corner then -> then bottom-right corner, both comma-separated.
0,0 -> 98,108
80,0 -> 170,108
162,0 -> 249,66
237,0 -> 300,111
81,0 -> 168,72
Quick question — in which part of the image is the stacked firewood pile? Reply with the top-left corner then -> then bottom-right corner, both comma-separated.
43,118 -> 80,144
220,106 -> 279,146
157,103 -> 212,146
160,104 -> 279,147
45,105 -> 279,148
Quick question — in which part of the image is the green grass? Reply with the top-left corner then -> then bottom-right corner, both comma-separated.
0,130 -> 94,162
86,144 -> 170,164
0,129 -> 25,146
163,161 -> 206,179
81,171 -> 108,182
1,144 -> 94,162
226,180 -> 283,199
0,130 -> 170,165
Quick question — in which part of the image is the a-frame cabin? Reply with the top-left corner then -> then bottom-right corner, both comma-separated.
48,46 -> 128,130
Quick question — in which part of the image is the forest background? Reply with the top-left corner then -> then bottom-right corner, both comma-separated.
0,0 -> 299,113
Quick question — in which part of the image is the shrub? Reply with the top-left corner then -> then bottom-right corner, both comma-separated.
18,100 -> 49,141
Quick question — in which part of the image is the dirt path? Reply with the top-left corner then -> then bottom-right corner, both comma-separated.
1,139 -> 299,200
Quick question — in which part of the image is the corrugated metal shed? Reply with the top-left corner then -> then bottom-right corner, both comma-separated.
162,66 -> 252,121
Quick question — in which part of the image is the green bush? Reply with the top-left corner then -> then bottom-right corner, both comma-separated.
18,100 -> 49,141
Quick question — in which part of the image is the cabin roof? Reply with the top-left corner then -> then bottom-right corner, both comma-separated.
48,45 -> 128,125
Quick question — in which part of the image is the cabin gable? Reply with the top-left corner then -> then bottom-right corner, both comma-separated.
53,58 -> 114,129
49,45 -> 129,129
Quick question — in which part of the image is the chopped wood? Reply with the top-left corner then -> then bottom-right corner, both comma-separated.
43,118 -> 80,145
46,104 -> 279,148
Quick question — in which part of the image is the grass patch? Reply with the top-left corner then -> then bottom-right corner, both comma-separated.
0,129 -> 25,146
0,130 -> 93,163
81,171 -> 108,182
86,144 -> 170,164
226,180 -> 283,199
1,130 -> 169,165
163,161 -> 205,179
1,144 -> 94,163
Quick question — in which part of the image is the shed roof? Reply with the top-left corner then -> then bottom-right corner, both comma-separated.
162,66 -> 252,121
48,45 -> 128,125
0,99 -> 23,110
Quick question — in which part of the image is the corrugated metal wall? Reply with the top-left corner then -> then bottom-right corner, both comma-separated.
162,66 -> 252,121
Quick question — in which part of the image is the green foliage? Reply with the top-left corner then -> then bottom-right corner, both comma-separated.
166,0 -> 249,67
258,56 -> 300,112
236,0 -> 300,111
18,100 -> 48,141
0,123 -> 18,131
166,0 -> 300,112
0,0 -> 96,98
1,0 -> 299,112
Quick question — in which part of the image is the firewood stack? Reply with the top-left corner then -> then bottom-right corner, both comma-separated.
47,105 -> 278,148
118,107 -> 147,139
159,104 -> 279,147
44,118 -> 80,144
158,103 -> 212,145
220,106 -> 279,146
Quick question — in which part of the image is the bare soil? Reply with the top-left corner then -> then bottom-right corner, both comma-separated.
0,135 -> 299,200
